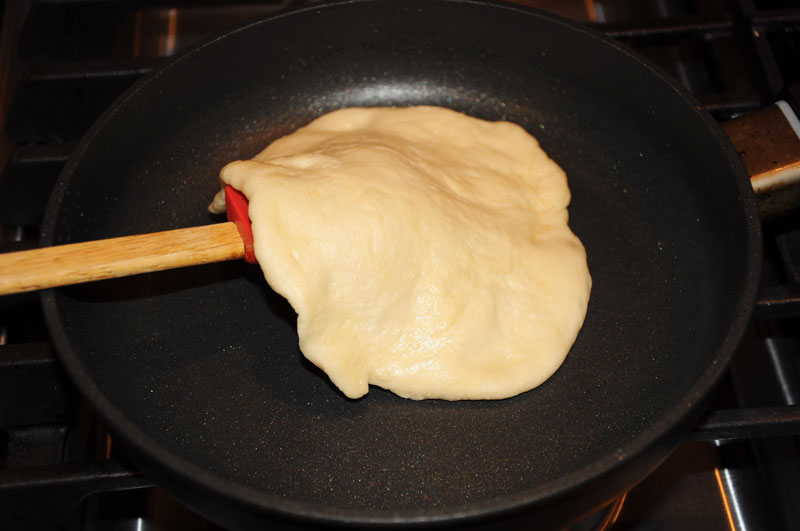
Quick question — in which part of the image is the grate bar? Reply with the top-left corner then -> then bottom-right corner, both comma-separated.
755,284 -> 800,319
0,460 -> 153,530
689,405 -> 800,442
600,17 -> 733,42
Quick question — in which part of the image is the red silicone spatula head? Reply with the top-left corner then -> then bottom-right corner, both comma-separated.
225,185 -> 257,264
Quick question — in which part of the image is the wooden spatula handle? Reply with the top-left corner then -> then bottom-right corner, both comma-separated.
0,222 -> 245,295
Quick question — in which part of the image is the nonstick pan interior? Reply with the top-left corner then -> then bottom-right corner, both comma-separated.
41,0 -> 761,527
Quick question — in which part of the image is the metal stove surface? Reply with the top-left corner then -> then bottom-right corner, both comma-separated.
1,1 -> 799,530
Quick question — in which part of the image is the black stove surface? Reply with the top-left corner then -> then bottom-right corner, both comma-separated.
1,1 -> 800,530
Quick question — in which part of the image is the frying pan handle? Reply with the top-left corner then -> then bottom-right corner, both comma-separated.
722,100 -> 800,220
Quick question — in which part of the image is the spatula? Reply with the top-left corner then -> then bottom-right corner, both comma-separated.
0,186 -> 256,296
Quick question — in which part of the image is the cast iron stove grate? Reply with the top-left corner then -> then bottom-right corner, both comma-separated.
1,1 -> 799,529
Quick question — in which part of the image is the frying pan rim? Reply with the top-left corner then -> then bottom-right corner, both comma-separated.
40,0 -> 763,526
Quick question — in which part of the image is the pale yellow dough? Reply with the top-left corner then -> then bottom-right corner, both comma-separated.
213,106 -> 591,400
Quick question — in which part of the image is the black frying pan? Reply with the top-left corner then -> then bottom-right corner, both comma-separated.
40,0 -> 761,529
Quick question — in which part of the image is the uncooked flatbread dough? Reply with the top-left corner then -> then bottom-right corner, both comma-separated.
212,106 -> 591,400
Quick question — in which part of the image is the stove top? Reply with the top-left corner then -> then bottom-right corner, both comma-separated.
1,1 -> 799,530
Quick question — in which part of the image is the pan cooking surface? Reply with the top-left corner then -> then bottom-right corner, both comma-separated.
42,0 -> 760,523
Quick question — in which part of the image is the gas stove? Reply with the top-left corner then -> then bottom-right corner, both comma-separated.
1,1 -> 799,530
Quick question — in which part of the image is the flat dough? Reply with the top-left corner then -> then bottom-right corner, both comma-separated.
214,106 -> 591,400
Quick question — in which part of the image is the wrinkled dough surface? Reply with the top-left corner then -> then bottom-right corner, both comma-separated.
216,106 -> 591,400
